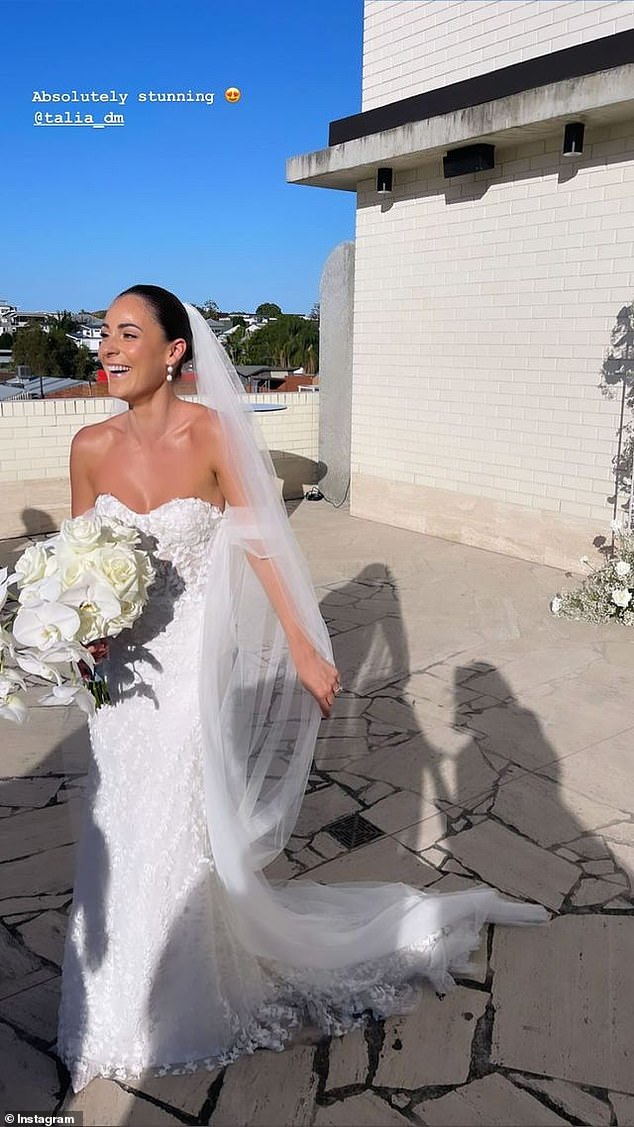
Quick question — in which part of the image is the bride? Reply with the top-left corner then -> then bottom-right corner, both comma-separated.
56,284 -> 548,1093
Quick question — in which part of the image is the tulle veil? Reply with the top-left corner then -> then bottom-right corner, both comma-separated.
182,303 -> 548,989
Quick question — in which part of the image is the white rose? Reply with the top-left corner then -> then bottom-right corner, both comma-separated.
611,587 -> 632,608
97,546 -> 143,601
550,596 -> 562,616
11,544 -> 49,587
100,517 -> 140,546
611,518 -> 623,533
59,514 -> 110,554
615,560 -> 631,579
107,596 -> 145,635
76,603 -> 109,645
58,551 -> 101,591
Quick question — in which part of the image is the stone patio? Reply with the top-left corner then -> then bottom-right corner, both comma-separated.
1,501 -> 632,1126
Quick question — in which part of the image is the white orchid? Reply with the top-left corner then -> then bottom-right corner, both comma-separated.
34,639 -> 92,666
0,623 -> 15,659
14,648 -> 64,683
59,576 -> 121,621
0,670 -> 28,724
550,596 -> 562,616
12,601 -> 81,651
39,683 -> 96,717
0,566 -> 9,613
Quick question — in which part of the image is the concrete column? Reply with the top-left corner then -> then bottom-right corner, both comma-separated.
318,240 -> 355,505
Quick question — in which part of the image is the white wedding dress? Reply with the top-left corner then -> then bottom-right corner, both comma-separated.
56,492 -> 547,1094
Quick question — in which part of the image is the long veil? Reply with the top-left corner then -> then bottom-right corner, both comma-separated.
188,304 -> 548,990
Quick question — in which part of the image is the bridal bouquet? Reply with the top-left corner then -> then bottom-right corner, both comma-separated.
0,513 -> 155,723
551,522 -> 634,626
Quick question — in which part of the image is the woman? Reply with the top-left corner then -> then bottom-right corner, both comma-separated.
56,285 -> 548,1092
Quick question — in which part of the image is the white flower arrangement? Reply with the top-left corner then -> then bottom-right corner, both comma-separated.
0,514 -> 155,723
551,528 -> 634,626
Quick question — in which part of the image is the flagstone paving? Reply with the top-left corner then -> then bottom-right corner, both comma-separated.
1,502 -> 633,1126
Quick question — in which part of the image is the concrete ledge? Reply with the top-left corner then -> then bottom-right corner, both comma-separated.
0,461 -> 319,541
1,478 -> 70,539
287,65 -> 634,189
351,473 -> 606,573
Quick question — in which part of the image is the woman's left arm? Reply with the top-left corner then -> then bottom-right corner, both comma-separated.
207,410 -> 342,718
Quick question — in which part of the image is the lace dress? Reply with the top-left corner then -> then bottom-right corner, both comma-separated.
56,494 -> 541,1093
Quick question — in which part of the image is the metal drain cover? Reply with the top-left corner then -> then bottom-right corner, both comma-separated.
325,812 -> 384,849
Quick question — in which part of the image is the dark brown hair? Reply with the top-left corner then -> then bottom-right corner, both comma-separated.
117,284 -> 192,379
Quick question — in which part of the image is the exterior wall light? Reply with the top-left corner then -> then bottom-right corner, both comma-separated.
563,122 -> 585,155
443,143 -> 495,178
377,167 -> 393,194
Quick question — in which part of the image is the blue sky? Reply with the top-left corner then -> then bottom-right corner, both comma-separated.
2,0 -> 363,316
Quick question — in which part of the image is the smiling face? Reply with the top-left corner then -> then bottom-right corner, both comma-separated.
99,294 -> 186,402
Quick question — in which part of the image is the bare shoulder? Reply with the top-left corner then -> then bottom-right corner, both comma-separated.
182,399 -> 220,429
69,414 -> 125,476
180,401 -> 223,445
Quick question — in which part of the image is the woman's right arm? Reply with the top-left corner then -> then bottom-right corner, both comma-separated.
69,427 -> 98,517
69,427 -> 110,675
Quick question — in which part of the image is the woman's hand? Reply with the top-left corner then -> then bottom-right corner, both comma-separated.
290,640 -> 342,718
78,638 -> 110,683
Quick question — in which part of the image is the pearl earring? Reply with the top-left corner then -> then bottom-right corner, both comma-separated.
166,365 -> 174,382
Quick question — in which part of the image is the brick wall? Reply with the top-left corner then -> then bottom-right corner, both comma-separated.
348,1 -> 634,568
362,0 -> 634,110
350,121 -> 632,565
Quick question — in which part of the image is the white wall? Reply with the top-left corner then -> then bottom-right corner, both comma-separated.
362,0 -> 634,110
352,123 -> 631,522
348,1 -> 634,569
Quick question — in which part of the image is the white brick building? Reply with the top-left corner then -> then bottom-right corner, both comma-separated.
288,1 -> 634,569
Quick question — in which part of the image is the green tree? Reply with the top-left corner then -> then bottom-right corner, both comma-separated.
12,324 -> 96,379
12,326 -> 50,373
255,302 -> 282,319
308,302 -> 320,322
49,310 -> 80,333
242,314 -> 318,373
195,299 -> 222,320
74,344 -> 98,381
0,331 -> 14,349
224,324 -> 252,366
